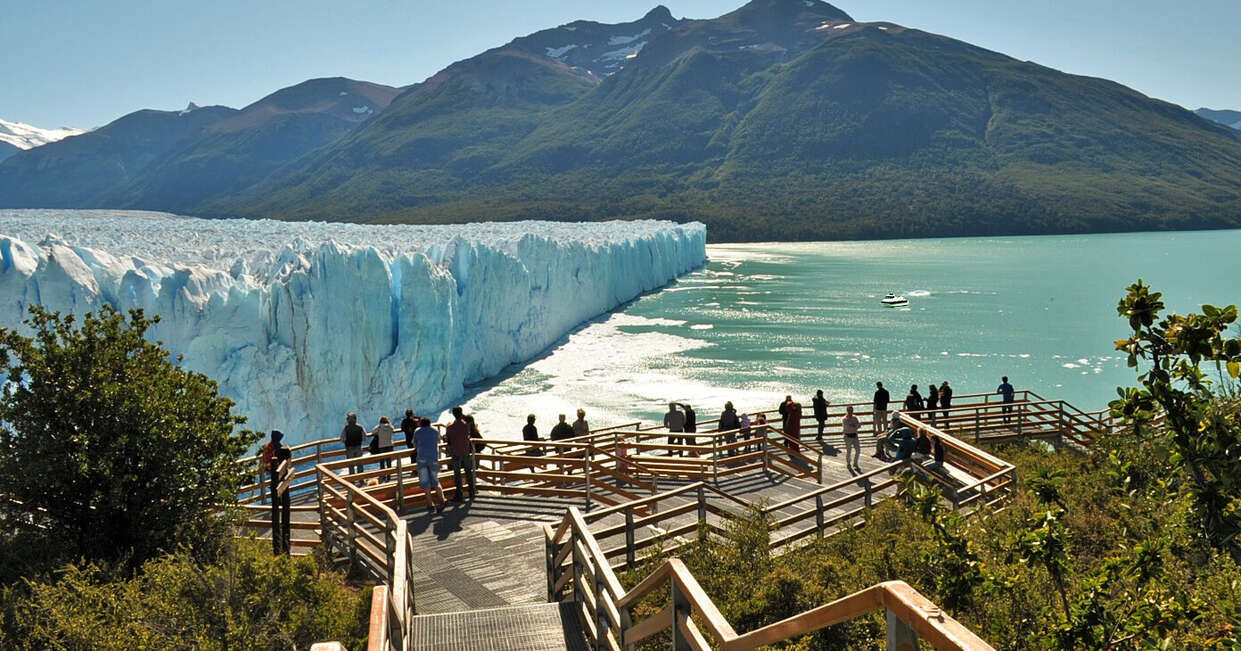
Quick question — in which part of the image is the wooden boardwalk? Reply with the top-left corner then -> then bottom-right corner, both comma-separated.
238,390 -> 1112,650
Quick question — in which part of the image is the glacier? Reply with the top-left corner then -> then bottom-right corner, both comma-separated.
0,210 -> 707,444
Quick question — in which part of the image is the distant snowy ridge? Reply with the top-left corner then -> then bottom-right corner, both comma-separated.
0,211 -> 707,443
0,119 -> 86,150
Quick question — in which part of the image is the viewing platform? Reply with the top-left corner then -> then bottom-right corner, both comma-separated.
241,389 -> 1112,650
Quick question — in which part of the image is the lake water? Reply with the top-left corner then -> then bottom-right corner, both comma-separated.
458,229 -> 1241,439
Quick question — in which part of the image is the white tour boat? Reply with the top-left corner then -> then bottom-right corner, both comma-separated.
881,293 -> 908,307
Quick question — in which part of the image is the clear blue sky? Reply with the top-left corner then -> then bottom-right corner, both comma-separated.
3,0 -> 1238,129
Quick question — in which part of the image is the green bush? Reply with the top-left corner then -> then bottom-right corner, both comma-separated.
0,538 -> 368,650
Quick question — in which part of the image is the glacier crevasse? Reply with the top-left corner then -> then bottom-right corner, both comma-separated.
0,211 -> 707,443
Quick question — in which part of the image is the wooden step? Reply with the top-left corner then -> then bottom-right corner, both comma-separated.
410,602 -> 588,651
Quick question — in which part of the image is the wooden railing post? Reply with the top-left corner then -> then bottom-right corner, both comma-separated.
974,408 -> 981,442
817,452 -> 824,484
625,507 -> 637,568
1056,401 -> 1065,448
545,528 -> 557,601
316,468 -> 330,552
886,608 -> 920,651
385,526 -> 396,595
864,480 -> 873,508
815,494 -> 825,538
1017,403 -> 1025,438
593,557 -> 608,651
395,456 -> 405,513
696,485 -> 707,540
346,492 -> 357,567
584,445 -> 593,513
712,436 -> 719,486
670,578 -> 691,651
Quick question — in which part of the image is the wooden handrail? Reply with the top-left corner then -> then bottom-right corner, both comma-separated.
551,502 -> 995,650
366,585 -> 390,651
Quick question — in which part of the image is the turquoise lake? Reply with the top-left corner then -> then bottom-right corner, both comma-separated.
461,229 -> 1241,438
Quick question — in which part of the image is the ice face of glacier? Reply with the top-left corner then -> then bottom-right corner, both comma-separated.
0,210 -> 707,444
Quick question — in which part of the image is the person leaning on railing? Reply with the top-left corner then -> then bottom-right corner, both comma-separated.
341,412 -> 365,475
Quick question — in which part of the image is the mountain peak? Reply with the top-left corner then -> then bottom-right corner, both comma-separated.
644,5 -> 674,22
734,0 -> 853,22
179,102 -> 200,116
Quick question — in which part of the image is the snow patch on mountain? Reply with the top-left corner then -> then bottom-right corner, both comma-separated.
0,210 -> 707,443
546,44 -> 579,59
0,119 -> 86,150
601,41 -> 647,61
608,28 -> 651,45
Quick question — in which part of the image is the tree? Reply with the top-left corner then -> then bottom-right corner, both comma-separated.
0,305 -> 258,569
1110,280 -> 1241,553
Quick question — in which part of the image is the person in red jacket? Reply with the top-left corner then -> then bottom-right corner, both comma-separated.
444,407 -> 476,501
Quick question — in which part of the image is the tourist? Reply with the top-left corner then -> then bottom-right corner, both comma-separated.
812,389 -> 829,440
522,414 -> 542,456
754,413 -> 768,452
465,414 -> 487,469
370,415 -> 396,474
737,411 -> 752,453
341,412 -> 366,475
873,382 -> 890,436
842,406 -> 861,471
681,403 -> 697,450
931,434 -> 946,470
778,394 -> 792,431
444,408 -> 476,501
904,384 -> 924,414
926,384 -> 939,425
785,400 -> 803,451
998,376 -> 1016,423
413,417 -> 447,515
401,409 -> 418,463
265,430 -> 292,555
550,413 -> 575,458
572,408 -> 590,438
719,402 -> 740,456
914,429 -> 932,463
886,414 -> 917,462
663,402 -> 685,455
940,381 -> 953,423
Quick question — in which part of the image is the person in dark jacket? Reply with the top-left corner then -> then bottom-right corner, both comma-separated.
914,429 -> 932,462
267,430 -> 292,555
522,414 -> 542,456
939,381 -> 954,424
681,403 -> 697,449
719,402 -> 740,456
812,390 -> 829,440
341,412 -> 366,475
872,382 -> 890,436
904,385 -> 925,414
931,435 -> 946,469
401,409 -> 419,463
550,413 -> 575,458
925,384 -> 939,425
